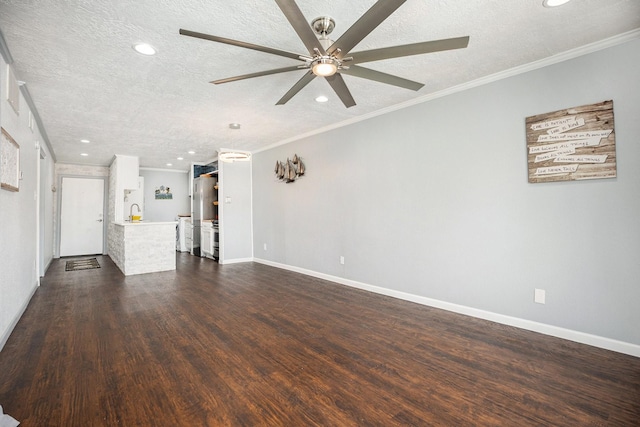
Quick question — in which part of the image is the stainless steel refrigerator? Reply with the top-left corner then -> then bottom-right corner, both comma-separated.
192,176 -> 216,256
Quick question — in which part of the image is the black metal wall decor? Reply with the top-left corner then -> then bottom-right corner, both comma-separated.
275,154 -> 305,183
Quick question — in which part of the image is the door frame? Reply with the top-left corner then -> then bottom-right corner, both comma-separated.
56,174 -> 108,257
38,146 -> 46,279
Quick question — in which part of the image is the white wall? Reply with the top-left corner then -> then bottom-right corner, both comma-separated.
139,168 -> 189,221
123,177 -> 144,221
0,56 -> 55,350
252,38 -> 640,354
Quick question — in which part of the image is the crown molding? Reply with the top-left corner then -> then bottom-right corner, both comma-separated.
0,28 -> 14,64
255,29 -> 640,154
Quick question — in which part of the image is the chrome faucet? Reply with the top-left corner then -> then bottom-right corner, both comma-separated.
129,203 -> 141,221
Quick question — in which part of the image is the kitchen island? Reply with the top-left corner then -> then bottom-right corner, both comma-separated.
109,221 -> 177,276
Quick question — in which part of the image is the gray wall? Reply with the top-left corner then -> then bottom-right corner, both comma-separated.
139,168 -> 189,222
220,160 -> 253,263
252,38 -> 640,348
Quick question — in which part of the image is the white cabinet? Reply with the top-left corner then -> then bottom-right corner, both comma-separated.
200,221 -> 218,259
185,221 -> 192,250
176,216 -> 191,252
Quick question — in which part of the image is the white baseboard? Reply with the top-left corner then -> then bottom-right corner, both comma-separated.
219,257 -> 253,265
253,258 -> 640,358
0,281 -> 39,353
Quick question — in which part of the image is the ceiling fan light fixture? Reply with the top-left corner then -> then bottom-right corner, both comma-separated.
315,95 -> 329,103
180,1 -> 470,107
312,58 -> 338,77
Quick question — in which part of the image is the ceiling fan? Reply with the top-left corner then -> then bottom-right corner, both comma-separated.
179,0 -> 469,108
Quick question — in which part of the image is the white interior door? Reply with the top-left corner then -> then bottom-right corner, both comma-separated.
60,177 -> 105,256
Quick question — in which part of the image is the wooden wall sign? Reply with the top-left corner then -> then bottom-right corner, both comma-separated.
526,100 -> 616,183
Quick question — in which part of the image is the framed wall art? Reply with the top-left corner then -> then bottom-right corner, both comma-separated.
155,185 -> 173,199
1,127 -> 20,192
526,100 -> 616,183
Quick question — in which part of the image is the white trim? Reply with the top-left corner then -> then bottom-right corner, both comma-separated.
219,257 -> 253,265
254,29 -> 640,154
56,161 -> 110,169
218,163 -> 225,262
248,160 -> 255,261
139,167 -> 188,174
36,143 -> 42,280
253,257 -> 640,358
0,282 -> 38,352
56,175 -> 108,258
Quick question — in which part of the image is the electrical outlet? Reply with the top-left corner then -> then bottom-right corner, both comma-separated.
534,288 -> 546,304
340,256 -> 345,265
263,243 -> 267,251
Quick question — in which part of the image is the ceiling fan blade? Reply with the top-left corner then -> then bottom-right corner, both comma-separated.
329,0 -> 407,58
325,74 -> 356,108
339,65 -> 423,91
276,70 -> 316,105
212,66 -> 303,85
349,36 -> 470,64
274,0 -> 326,55
179,28 -> 302,61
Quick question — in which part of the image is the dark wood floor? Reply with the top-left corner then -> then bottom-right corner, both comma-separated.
0,254 -> 638,426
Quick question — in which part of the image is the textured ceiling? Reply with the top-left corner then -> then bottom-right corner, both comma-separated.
0,0 -> 639,170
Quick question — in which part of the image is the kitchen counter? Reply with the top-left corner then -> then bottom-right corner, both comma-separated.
109,221 -> 177,275
116,220 -> 177,226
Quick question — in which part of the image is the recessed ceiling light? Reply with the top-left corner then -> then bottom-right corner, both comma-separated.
166,163 -> 173,167
542,0 -> 571,7
133,43 -> 157,56
188,150 -> 195,155
229,123 -> 241,130
80,139 -> 90,143
80,153 -> 89,157
315,95 -> 329,103
177,157 -> 184,160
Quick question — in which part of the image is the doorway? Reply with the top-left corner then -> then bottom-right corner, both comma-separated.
59,176 -> 106,256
